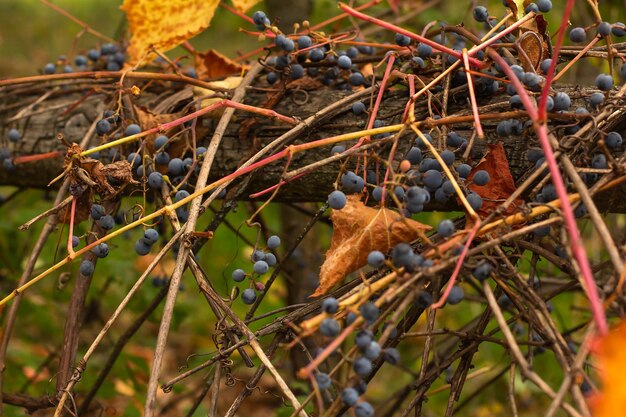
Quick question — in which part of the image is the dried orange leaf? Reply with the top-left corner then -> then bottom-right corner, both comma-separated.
195,49 -> 243,80
468,143 -> 523,217
590,320 -> 626,417
231,0 -> 263,13
121,0 -> 220,64
312,196 -> 431,297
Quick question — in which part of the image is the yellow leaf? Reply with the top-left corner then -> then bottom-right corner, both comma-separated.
231,0 -> 263,12
193,76 -> 243,117
121,0 -> 220,64
312,196 -> 431,297
590,320 -> 626,417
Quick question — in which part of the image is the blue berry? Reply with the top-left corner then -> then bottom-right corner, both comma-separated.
92,243 -> 109,258
367,250 -> 385,268
537,0 -> 552,12
125,124 -> 141,136
196,147 -> 207,156
440,150 -> 455,166
98,215 -> 115,230
79,260 -> 95,276
253,260 -> 269,274
384,348 -> 400,364
134,239 -> 151,256
353,357 -> 372,376
438,219 -> 455,237
525,3 -> 538,13
447,285 -> 464,304
315,372 -> 331,390
412,57 -> 425,68
331,145 -> 345,155
308,48 -> 325,62
232,269 -> 246,282
320,318 -> 341,337
349,72 -> 365,86
71,235 -> 80,248
606,132 -> 622,149
553,92 -> 571,111
456,163 -> 471,179
472,6 -> 489,22
322,297 -> 339,313
297,35 -> 312,49
595,73 -> 613,91
242,288 -> 257,304
252,10 -> 267,26
472,261 -> 493,280
472,170 -> 490,186
265,253 -> 277,266
597,22 -> 612,36
355,402 -> 374,417
328,190 -> 347,209
175,190 -> 190,202
589,92 -> 605,108
352,101 -> 366,115
267,235 -> 280,249
613,23 -> 626,37
569,27 -> 586,43
467,192 -> 483,211
148,172 -> 163,189
341,388 -> 359,406
74,55 -> 87,66
266,71 -> 278,84
155,152 -> 170,165
87,49 -> 101,61
43,63 -> 56,74
591,153 -> 607,169
359,302 -> 379,323
395,33 -> 411,47
337,55 -> 352,70
101,43 -> 118,55
417,292 -> 433,308
423,169 -> 442,188
356,330 -> 374,350
364,341 -> 381,360
290,64 -> 304,79
8,129 -> 21,142
168,158 -> 184,176
417,43 -> 433,57
155,135 -> 168,148
96,119 -> 111,135
90,204 -> 105,220
143,228 -> 159,245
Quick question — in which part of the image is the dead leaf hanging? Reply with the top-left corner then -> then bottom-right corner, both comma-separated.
467,143 -> 523,217
312,196 -> 431,297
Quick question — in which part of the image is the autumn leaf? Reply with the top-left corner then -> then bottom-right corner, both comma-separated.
312,196 -> 431,297
589,320 -> 626,417
467,143 -> 523,217
121,0 -> 220,64
194,49 -> 243,80
231,0 -> 263,13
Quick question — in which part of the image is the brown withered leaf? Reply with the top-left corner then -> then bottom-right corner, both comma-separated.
195,49 -> 243,80
468,143 -> 523,217
589,320 -> 626,417
312,196 -> 431,297
518,15 -> 550,71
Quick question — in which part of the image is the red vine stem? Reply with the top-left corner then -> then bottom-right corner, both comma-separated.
66,196 -> 77,258
338,3 -> 485,68
489,49 -> 608,335
462,48 -> 484,139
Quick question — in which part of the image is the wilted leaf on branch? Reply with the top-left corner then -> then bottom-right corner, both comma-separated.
121,0 -> 220,64
468,143 -> 523,217
194,49 -> 243,80
590,320 -> 626,417
312,196 -> 431,297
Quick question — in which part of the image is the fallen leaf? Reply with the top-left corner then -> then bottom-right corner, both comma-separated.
312,196 -> 431,297
467,143 -> 523,217
232,0 -> 263,13
589,320 -> 626,417
194,49 -> 243,80
121,0 -> 220,64
518,15 -> 550,71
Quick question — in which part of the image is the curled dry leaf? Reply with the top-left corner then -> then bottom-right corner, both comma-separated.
312,195 -> 431,297
192,76 -> 243,117
194,49 -> 243,80
121,0 -> 220,64
589,320 -> 626,417
467,143 -> 523,217
134,106 -> 182,148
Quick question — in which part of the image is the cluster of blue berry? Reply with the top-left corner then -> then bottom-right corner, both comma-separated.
231,234 -> 281,304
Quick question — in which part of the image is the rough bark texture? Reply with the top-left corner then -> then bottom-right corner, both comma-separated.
1,79 -> 625,211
